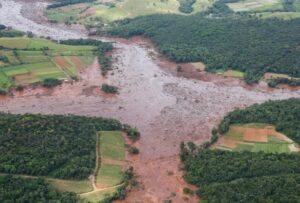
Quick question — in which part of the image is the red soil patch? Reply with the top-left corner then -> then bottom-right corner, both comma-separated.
13,73 -> 34,81
69,56 -> 84,70
222,139 -> 239,148
53,57 -> 71,69
243,128 -> 270,142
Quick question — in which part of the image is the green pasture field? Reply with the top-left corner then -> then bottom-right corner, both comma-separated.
27,38 -> 94,51
223,70 -> 245,79
82,188 -> 117,203
47,179 -> 93,194
86,131 -> 126,202
16,51 -> 49,63
96,164 -> 123,188
100,131 -> 125,161
0,38 -> 30,49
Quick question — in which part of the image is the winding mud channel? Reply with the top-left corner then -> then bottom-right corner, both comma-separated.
1,0 -> 300,202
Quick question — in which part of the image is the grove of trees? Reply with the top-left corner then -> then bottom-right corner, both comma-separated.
180,144 -> 300,202
180,98 -> 300,202
0,113 -> 122,180
105,14 -> 300,83
178,0 -> 196,13
0,175 -> 79,202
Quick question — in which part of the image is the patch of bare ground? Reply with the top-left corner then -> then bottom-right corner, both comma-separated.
1,1 -> 300,202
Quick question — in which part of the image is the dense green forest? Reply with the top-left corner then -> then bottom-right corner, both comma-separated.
181,149 -> 300,185
268,77 -> 300,87
105,14 -> 300,83
219,98 -> 300,144
181,145 -> 300,202
0,175 -> 79,202
0,114 -> 121,180
199,174 -> 300,203
180,98 -> 300,202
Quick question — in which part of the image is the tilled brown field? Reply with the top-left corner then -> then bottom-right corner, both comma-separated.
1,1 -> 300,202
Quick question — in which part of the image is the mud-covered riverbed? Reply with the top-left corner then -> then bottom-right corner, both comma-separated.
1,0 -> 300,202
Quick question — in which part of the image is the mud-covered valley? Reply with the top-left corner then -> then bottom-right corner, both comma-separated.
0,0 -> 300,202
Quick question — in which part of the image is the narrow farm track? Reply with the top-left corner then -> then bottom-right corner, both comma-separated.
80,183 -> 124,197
0,0 -> 300,202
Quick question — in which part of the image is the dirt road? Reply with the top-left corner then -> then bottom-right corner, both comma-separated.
0,0 -> 300,202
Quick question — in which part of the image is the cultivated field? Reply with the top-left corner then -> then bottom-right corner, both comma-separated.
82,131 -> 126,202
227,0 -> 282,12
0,37 -> 94,90
227,0 -> 300,19
216,123 -> 300,153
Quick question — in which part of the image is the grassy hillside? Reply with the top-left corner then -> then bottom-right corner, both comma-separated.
45,0 -> 214,26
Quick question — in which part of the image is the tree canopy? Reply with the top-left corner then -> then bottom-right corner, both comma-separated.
0,175 -> 79,202
0,113 -> 122,180
105,14 -> 300,83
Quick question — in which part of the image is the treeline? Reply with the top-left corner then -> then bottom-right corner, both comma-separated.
268,77 -> 300,87
180,144 -> 300,202
282,0 -> 296,12
199,174 -> 300,203
181,148 -> 300,185
203,0 -> 238,15
47,0 -> 95,9
0,24 -> 24,37
178,0 -> 196,13
0,175 -> 79,202
105,14 -> 300,84
219,98 -> 300,144
0,113 -> 122,180
60,38 -> 113,75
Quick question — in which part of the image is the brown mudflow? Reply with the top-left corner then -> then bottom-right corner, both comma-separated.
1,0 -> 300,202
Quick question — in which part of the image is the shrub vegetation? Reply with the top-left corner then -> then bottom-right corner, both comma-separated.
101,83 -> 118,94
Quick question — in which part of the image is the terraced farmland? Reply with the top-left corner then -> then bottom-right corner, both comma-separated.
216,123 -> 300,153
0,37 -> 95,91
